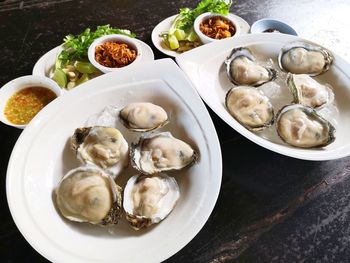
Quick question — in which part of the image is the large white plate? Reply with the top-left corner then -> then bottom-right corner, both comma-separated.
32,38 -> 154,87
151,14 -> 250,58
6,59 -> 222,262
176,33 -> 350,161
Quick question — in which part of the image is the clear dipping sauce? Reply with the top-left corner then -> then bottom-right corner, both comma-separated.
4,86 -> 57,125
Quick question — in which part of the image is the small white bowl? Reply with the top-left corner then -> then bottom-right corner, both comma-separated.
250,18 -> 298,36
0,75 -> 61,129
88,34 -> 142,73
194,12 -> 241,44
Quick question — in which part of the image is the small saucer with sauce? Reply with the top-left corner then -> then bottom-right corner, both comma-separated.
250,18 -> 298,36
0,75 -> 61,129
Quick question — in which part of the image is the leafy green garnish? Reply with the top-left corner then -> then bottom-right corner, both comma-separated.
57,25 -> 136,66
175,0 -> 232,31
161,0 -> 232,50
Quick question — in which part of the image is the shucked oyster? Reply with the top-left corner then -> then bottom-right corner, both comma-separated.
225,47 -> 276,87
71,126 -> 129,178
287,73 -> 334,109
123,173 -> 180,230
225,86 -> 274,131
119,102 -> 168,132
55,165 -> 123,225
130,132 -> 198,175
278,42 -> 333,76
276,104 -> 335,148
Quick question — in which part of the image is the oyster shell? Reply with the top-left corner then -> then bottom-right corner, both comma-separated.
119,102 -> 168,132
225,86 -> 274,131
225,47 -> 276,87
276,104 -> 335,148
55,165 -> 123,225
71,126 -> 129,178
287,73 -> 334,109
278,42 -> 333,76
130,132 -> 198,175
123,173 -> 180,230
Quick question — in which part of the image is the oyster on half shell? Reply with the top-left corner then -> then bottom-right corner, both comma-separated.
278,42 -> 333,76
119,102 -> 168,132
55,165 -> 123,225
286,73 -> 334,109
123,173 -> 180,230
71,126 -> 129,178
276,104 -> 335,148
130,132 -> 198,175
225,47 -> 276,87
225,86 -> 274,131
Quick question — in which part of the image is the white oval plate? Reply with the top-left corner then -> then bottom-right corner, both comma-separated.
151,13 -> 250,58
32,38 -> 154,86
176,33 -> 350,161
7,59 -> 222,262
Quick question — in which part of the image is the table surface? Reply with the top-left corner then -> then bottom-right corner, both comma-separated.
1,0 -> 350,262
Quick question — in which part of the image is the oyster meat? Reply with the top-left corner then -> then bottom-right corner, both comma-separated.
119,102 -> 168,132
276,104 -> 335,148
55,165 -> 123,225
225,47 -> 276,87
71,126 -> 129,178
278,42 -> 333,76
123,173 -> 180,230
130,132 -> 198,175
287,73 -> 334,109
225,86 -> 274,130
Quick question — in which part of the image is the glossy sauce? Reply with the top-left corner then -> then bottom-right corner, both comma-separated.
4,86 -> 57,125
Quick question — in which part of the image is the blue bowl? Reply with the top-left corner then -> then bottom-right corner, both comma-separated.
250,18 -> 298,36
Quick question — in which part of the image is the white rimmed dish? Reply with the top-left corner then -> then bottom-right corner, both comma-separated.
0,75 -> 61,129
193,12 -> 241,44
151,13 -> 250,57
251,18 -> 298,35
32,39 -> 154,91
6,59 -> 222,262
176,33 -> 350,161
88,34 -> 142,73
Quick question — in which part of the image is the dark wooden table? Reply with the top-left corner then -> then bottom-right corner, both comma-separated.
1,0 -> 350,262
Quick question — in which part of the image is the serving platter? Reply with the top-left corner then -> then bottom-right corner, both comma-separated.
32,39 -> 154,87
151,13 -> 250,58
6,59 -> 222,262
176,33 -> 350,160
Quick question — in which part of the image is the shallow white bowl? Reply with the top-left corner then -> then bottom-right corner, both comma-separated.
176,33 -> 350,161
194,12 -> 241,44
6,59 -> 222,262
88,34 -> 142,73
0,75 -> 61,129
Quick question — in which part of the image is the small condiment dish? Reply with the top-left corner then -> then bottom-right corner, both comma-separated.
0,75 -> 61,129
250,18 -> 298,36
194,12 -> 241,44
88,34 -> 142,74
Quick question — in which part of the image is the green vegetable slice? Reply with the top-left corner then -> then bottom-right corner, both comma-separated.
76,73 -> 90,86
52,68 -> 67,88
74,61 -> 96,74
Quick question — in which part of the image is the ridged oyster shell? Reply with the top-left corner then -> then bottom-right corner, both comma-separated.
225,86 -> 274,131
119,102 -> 169,132
278,42 -> 333,76
286,73 -> 334,109
130,131 -> 198,175
55,165 -> 123,225
123,173 -> 180,230
71,126 -> 129,178
225,47 -> 276,87
276,104 -> 335,148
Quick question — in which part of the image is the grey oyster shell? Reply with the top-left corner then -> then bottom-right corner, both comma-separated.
278,41 -> 333,76
276,104 -> 335,148
225,47 -> 277,87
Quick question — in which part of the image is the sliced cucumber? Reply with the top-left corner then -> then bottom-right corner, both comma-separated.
167,34 -> 179,50
76,73 -> 89,86
74,61 -> 96,74
174,29 -> 186,41
52,68 -> 67,88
